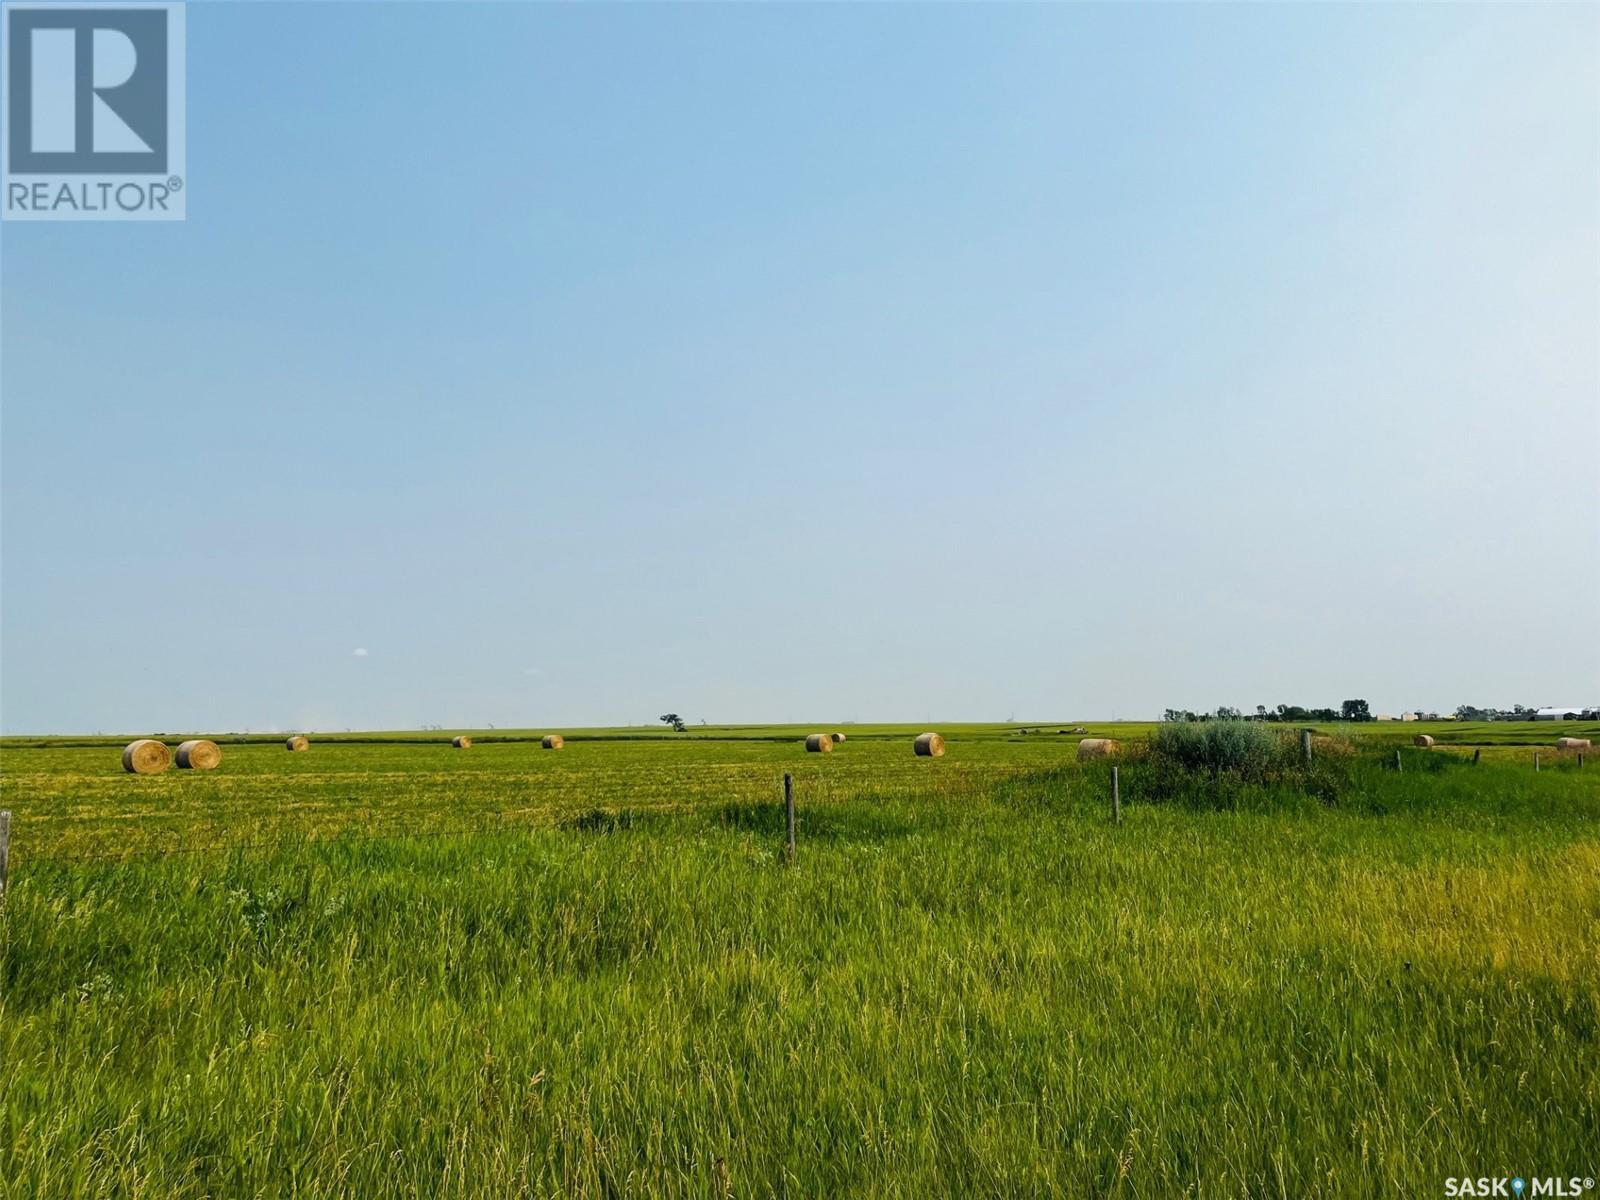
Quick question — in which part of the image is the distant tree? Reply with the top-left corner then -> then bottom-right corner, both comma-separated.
1341,699 -> 1372,723
1455,705 -> 1488,721
659,713 -> 686,733
1216,706 -> 1242,721
1255,705 -> 1269,721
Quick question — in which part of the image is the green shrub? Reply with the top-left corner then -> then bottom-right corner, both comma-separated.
1138,720 -> 1354,809
1148,720 -> 1282,777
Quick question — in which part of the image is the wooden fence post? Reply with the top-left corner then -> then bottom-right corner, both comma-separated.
784,774 -> 795,862
0,810 -> 10,902
1472,748 -> 1481,765
1534,752 -> 1540,773
1111,766 -> 1121,825
1300,729 -> 1312,765
1394,749 -> 1402,772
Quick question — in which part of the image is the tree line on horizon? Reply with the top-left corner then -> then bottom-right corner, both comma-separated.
1162,702 -> 1597,724
1163,701 -> 1374,724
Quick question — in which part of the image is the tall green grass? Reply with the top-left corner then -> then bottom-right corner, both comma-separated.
1,735 -> 1596,1197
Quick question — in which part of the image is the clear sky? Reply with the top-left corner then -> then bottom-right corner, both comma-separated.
2,2 -> 1596,734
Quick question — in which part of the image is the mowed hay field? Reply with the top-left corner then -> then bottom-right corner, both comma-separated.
1,724 -> 1598,1198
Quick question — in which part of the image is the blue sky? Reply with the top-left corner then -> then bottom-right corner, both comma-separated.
2,2 -> 1596,733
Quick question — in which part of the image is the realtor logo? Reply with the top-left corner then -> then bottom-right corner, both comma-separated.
2,2 -> 185,219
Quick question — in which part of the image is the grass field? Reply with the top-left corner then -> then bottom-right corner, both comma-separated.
2,723 -> 1597,1197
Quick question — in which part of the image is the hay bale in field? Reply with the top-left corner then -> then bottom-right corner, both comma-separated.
285,735 -> 310,752
452,735 -> 472,749
832,732 -> 847,743
1413,734 -> 1435,748
1077,738 -> 1120,761
805,733 -> 834,753
1556,737 -> 1592,750
1311,734 -> 1355,759
913,732 -> 945,757
542,734 -> 564,750
175,739 -> 221,770
122,739 -> 171,775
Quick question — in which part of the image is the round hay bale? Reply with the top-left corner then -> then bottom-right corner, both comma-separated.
832,732 -> 847,743
913,732 -> 945,757
1556,737 -> 1592,750
805,734 -> 834,753
1077,738 -> 1120,761
1311,734 -> 1356,759
1413,734 -> 1435,748
175,739 -> 221,770
285,735 -> 310,752
452,735 -> 472,749
542,734 -> 564,750
122,739 -> 170,775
